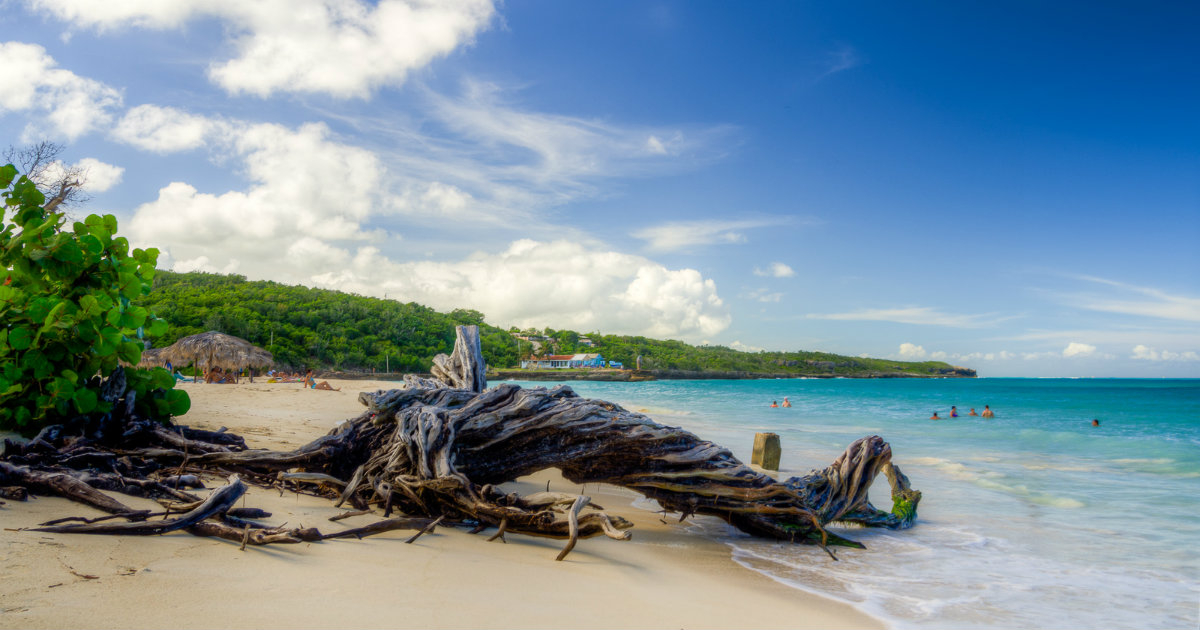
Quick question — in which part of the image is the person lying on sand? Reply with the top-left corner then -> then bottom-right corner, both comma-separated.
304,370 -> 340,391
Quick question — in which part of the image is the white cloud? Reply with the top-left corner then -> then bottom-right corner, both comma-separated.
26,0 -> 497,99
754,262 -> 795,278
743,288 -> 783,303
0,41 -> 121,140
127,121 -> 384,268
808,306 -> 1006,328
632,218 -> 781,252
112,105 -> 230,153
39,157 -> 124,192
819,45 -> 862,79
310,240 -> 731,340
1131,345 -> 1199,361
1062,342 -> 1096,358
1061,275 -> 1200,323
898,343 -> 926,359
728,340 -> 764,353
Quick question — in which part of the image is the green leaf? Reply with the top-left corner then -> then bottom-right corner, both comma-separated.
0,164 -> 17,188
166,389 -> 191,416
117,341 -> 143,365
9,327 -> 33,351
73,388 -> 98,414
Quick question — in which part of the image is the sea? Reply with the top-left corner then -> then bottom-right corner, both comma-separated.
504,377 -> 1200,629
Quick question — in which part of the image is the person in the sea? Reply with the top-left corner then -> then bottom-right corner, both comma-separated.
1092,419 -> 1100,427
782,397 -> 792,408
981,405 -> 994,418
304,369 -> 341,391
968,408 -> 978,416
930,411 -> 940,420
770,400 -> 778,408
950,406 -> 959,418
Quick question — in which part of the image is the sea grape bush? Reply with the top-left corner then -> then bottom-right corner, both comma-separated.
0,164 -> 189,434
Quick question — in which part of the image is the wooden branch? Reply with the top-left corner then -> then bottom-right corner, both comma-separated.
555,496 -> 589,561
30,476 -> 247,536
320,517 -> 437,540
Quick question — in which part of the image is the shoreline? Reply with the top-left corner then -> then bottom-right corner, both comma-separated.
0,379 -> 884,629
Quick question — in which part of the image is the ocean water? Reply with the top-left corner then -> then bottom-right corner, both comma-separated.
505,378 -> 1200,629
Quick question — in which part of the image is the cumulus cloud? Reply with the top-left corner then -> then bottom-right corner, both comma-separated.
1131,345 -> 1199,361
754,262 -> 795,278
127,121 -> 384,267
1062,342 -> 1096,358
727,340 -> 764,353
632,218 -> 781,252
112,104 -> 231,153
39,157 -> 124,192
120,119 -> 730,340
808,306 -> 1006,328
0,41 -> 121,140
898,343 -> 926,359
26,0 -> 497,98
298,240 -> 731,340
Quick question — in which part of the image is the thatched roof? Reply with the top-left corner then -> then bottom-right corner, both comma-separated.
159,331 -> 274,371
136,347 -> 168,368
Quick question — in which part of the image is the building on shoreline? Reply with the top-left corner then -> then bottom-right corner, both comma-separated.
520,353 -> 605,369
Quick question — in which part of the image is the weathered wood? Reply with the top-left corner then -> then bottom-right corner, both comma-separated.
555,496 -> 589,561
30,476 -> 246,536
0,461 -> 145,516
321,517 -> 438,540
430,325 -> 487,393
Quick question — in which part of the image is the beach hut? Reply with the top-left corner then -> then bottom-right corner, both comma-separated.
159,331 -> 274,378
135,347 -> 168,368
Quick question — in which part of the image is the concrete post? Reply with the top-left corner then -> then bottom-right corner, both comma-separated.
751,432 -> 781,471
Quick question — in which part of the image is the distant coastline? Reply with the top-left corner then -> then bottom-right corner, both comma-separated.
316,367 -> 977,382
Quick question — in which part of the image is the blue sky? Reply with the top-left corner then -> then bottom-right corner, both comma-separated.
2,1 -> 1197,377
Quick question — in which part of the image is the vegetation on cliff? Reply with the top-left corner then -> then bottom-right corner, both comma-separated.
137,271 -> 972,377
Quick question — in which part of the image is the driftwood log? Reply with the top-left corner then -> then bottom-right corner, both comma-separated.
1,325 -> 921,558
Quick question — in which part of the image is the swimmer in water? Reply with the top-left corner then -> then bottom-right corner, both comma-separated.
950,405 -> 959,418
1092,419 -> 1100,427
770,401 -> 778,408
981,405 -> 994,418
782,397 -> 792,408
968,407 -> 978,416
931,412 -> 940,420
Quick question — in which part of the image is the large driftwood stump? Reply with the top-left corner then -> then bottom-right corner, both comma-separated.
1,326 -> 921,557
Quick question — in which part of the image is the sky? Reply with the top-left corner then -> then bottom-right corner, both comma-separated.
1,1 -> 1197,377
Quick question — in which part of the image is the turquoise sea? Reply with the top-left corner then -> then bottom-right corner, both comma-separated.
506,378 -> 1200,629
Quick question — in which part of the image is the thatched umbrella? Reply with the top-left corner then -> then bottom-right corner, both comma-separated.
135,347 -> 168,368
159,331 -> 274,377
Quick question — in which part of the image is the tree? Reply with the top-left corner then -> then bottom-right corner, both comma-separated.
0,163 -> 188,433
3,141 -> 91,212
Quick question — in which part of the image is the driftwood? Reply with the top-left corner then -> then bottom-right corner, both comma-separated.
1,325 -> 922,559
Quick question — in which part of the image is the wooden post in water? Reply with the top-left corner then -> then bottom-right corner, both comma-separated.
751,432 -> 781,471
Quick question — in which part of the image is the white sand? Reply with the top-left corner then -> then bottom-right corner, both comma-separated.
1,379 -> 883,629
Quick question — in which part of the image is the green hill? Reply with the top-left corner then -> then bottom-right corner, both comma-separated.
138,271 -> 974,378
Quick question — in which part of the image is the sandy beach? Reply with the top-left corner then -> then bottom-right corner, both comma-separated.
1,378 -> 881,629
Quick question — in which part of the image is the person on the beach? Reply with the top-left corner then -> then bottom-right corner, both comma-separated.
304,369 -> 340,391
968,408 -> 978,416
770,400 -> 778,408
930,412 -> 940,419
950,406 -> 959,418
782,397 -> 792,408
981,405 -> 994,418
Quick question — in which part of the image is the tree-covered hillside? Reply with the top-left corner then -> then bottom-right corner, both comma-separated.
138,272 -> 519,372
139,271 -> 971,377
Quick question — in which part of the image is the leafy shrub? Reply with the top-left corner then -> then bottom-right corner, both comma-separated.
0,164 -> 189,434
